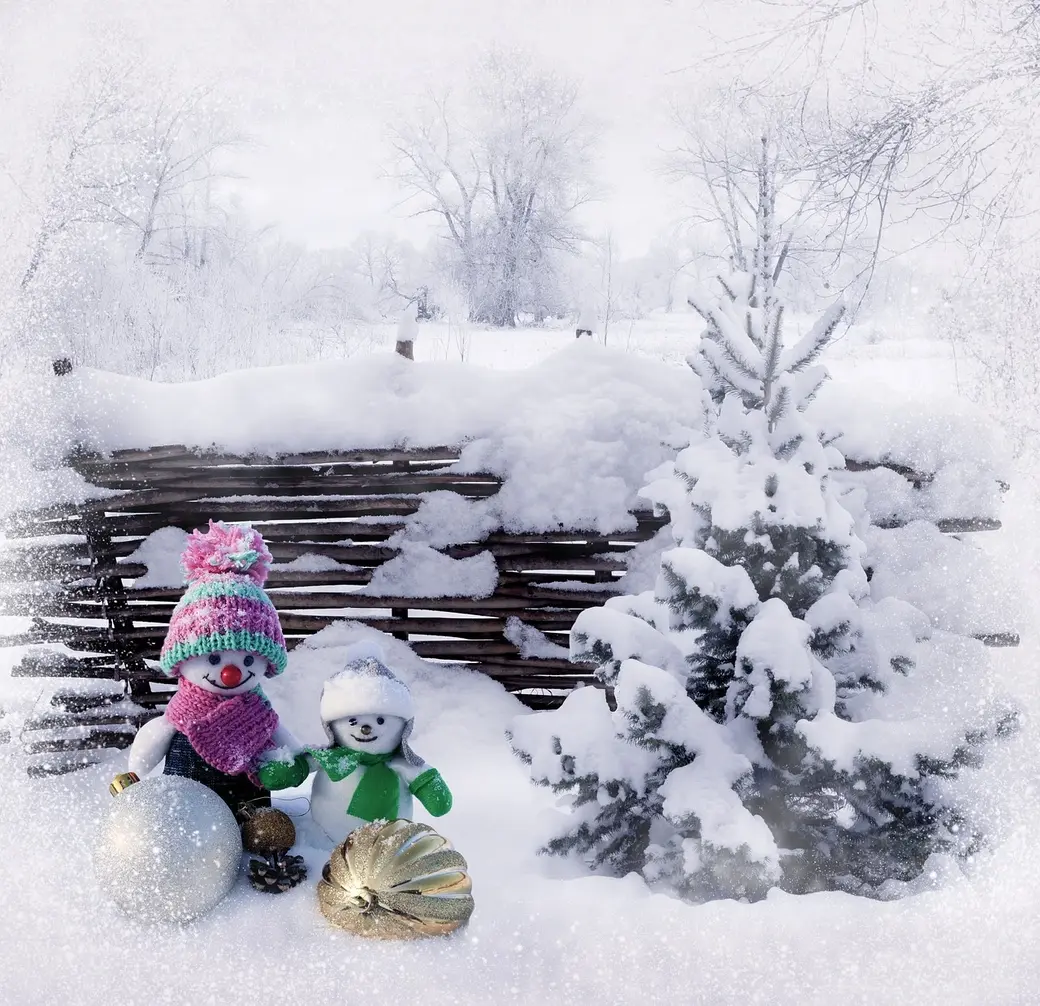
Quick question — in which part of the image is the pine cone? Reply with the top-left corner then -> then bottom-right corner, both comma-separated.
248,853 -> 308,894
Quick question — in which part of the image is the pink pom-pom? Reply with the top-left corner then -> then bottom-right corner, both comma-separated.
181,520 -> 273,585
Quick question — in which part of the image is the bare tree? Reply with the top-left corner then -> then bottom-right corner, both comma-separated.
597,229 -> 619,343
2,59 -> 260,371
349,231 -> 429,318
14,64 -> 242,296
667,89 -> 873,306
18,63 -> 140,291
737,0 -> 1040,255
389,48 -> 596,327
114,86 -> 244,263
928,224 -> 1040,452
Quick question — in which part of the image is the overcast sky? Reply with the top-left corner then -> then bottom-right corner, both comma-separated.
210,0 -> 733,257
4,0 -> 760,258
4,0 -> 993,267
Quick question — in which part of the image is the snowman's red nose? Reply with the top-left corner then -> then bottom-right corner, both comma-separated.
220,665 -> 243,687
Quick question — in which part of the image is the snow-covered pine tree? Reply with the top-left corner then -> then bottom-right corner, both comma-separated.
511,191 -> 1012,899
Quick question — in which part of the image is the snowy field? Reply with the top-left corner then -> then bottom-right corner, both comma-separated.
2,320 -> 1038,1005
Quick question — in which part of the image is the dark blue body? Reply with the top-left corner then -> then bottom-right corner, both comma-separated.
163,730 -> 270,822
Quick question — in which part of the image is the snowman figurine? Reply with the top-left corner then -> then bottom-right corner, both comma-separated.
127,521 -> 298,821
259,642 -> 452,842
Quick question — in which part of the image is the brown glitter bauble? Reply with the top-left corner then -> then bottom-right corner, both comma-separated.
241,808 -> 296,855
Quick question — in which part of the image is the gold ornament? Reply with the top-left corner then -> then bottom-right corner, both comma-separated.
317,819 -> 474,939
241,807 -> 297,856
109,772 -> 139,797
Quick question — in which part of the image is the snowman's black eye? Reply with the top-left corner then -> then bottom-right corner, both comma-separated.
377,717 -> 385,725
243,655 -> 255,667
208,653 -> 221,665
348,718 -> 358,726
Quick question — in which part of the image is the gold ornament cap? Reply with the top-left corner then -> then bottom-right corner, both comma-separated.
109,772 -> 140,797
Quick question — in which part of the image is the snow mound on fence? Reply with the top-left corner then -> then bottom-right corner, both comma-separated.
865,522 -> 1024,638
811,378 -> 1011,478
811,379 -> 1011,527
362,542 -> 499,598
0,344 -> 1010,536
0,343 -> 705,533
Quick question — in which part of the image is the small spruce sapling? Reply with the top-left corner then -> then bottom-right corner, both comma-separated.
513,235 -> 1012,898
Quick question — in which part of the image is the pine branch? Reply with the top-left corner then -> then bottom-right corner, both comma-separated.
688,293 -> 765,381
779,300 -> 846,375
699,339 -> 765,399
773,433 -> 803,460
793,366 -> 829,409
761,304 -> 785,422
719,426 -> 755,455
766,382 -> 792,433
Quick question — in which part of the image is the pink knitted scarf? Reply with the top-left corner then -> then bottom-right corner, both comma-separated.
165,678 -> 279,784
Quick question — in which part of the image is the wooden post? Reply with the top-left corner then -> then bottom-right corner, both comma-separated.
396,309 -> 418,359
83,513 -> 151,701
391,607 -> 409,641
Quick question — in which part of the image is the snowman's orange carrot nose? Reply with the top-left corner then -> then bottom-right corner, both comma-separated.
220,664 -> 243,687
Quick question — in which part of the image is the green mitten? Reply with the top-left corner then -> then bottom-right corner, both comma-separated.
409,767 -> 452,817
257,753 -> 310,791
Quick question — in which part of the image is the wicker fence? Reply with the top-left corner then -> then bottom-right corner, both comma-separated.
0,444 -> 668,774
0,439 -> 1017,776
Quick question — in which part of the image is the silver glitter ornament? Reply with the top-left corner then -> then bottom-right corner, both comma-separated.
318,819 -> 474,939
93,775 -> 243,923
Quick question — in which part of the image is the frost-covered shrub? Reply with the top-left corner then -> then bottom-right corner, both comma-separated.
512,266 -> 1014,901
931,244 -> 1040,454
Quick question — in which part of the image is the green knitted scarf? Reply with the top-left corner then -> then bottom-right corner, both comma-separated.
308,746 -> 400,823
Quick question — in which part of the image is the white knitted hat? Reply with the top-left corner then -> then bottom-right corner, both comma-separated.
319,640 -> 422,765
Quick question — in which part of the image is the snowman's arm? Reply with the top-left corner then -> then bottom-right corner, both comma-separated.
390,756 -> 427,785
260,723 -> 305,761
272,723 -> 301,750
128,715 -> 178,777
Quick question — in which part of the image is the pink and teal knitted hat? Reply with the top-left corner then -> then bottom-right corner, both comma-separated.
159,521 -> 287,677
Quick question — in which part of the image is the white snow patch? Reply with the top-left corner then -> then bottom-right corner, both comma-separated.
362,542 -> 498,598
866,522 -> 1021,638
271,553 -> 360,573
504,617 -> 569,659
123,527 -> 189,588
810,378 -> 1012,479
570,603 -> 686,680
389,491 -> 497,549
396,310 -> 420,345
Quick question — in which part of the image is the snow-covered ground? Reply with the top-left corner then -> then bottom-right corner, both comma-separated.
1,319 -> 1037,1005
